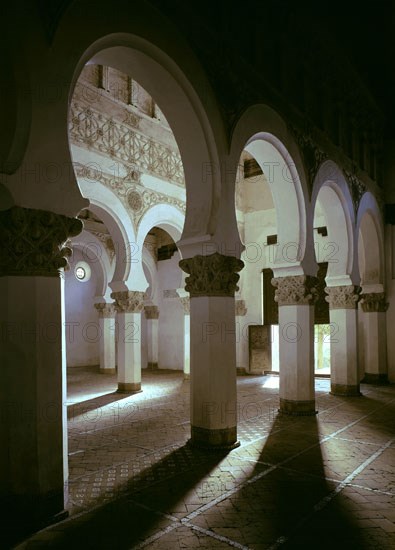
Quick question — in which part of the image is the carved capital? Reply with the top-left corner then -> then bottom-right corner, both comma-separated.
111,291 -> 145,313
144,305 -> 159,319
235,299 -> 248,316
360,292 -> 389,313
179,252 -> 244,298
271,275 -> 317,306
325,285 -> 361,309
179,296 -> 190,314
94,303 -> 117,318
0,206 -> 83,277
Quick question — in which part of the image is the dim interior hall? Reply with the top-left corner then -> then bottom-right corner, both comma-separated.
1,1 -> 395,548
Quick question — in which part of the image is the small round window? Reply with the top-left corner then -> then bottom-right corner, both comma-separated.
74,261 -> 91,282
75,266 -> 86,280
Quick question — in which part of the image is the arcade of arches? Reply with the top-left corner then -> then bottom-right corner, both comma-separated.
1,1 -> 395,547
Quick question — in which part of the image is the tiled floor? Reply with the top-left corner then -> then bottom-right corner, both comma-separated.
15,367 -> 395,549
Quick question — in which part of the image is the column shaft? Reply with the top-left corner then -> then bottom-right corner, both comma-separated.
326,285 -> 361,396
144,305 -> 159,370
0,206 -> 82,539
360,293 -> 389,384
112,291 -> 144,393
180,252 -> 244,449
94,303 -> 116,374
272,275 -> 317,415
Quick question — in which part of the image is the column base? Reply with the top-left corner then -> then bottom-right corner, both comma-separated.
330,383 -> 362,396
236,367 -> 248,376
99,368 -> 116,375
117,382 -> 142,393
279,398 -> 317,416
189,425 -> 240,451
362,373 -> 389,385
147,362 -> 158,370
183,373 -> 190,380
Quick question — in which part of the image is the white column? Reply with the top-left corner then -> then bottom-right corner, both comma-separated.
94,303 -> 116,374
325,285 -> 361,396
111,291 -> 144,393
235,299 -> 248,374
360,292 -> 389,384
0,206 -> 82,533
144,305 -> 159,370
180,252 -> 244,449
179,296 -> 190,379
272,275 -> 317,415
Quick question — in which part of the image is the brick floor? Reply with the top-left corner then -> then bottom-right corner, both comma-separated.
14,367 -> 395,549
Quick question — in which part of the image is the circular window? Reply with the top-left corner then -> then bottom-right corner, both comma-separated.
74,261 -> 91,282
75,266 -> 86,280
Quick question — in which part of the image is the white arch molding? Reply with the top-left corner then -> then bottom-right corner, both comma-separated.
70,229 -> 114,302
312,160 -> 357,286
77,179 -> 149,292
60,23 -> 225,247
357,191 -> 385,291
230,104 -> 314,276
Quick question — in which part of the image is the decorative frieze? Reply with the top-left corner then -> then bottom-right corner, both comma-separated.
289,124 -> 327,194
271,275 -> 317,306
360,292 -> 389,313
144,305 -> 159,319
235,299 -> 248,316
111,291 -> 145,313
94,303 -> 117,318
74,163 -> 185,231
0,206 -> 83,277
179,253 -> 244,298
69,101 -> 184,186
325,285 -> 361,309
344,169 -> 367,215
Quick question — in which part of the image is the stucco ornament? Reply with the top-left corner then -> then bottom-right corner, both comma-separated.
111,290 -> 145,313
179,252 -> 244,297
325,285 -> 361,309
0,206 -> 83,277
271,275 -> 318,306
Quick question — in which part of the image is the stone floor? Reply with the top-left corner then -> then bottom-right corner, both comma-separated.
14,367 -> 395,549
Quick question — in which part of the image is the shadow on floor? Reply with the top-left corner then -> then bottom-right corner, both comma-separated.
15,443 -> 229,549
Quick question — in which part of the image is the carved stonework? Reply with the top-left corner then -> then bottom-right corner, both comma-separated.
344,169 -> 367,215
271,275 -> 317,306
179,253 -> 244,298
144,305 -> 159,319
94,303 -> 117,318
0,206 -> 83,277
69,101 -> 184,186
235,299 -> 248,316
74,163 -> 185,232
289,124 -> 327,194
111,291 -> 145,313
179,296 -> 190,314
360,292 -> 389,313
325,285 -> 361,309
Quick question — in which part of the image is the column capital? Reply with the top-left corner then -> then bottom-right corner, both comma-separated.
235,299 -> 248,316
360,292 -> 389,312
111,290 -> 145,313
0,206 -> 82,277
179,296 -> 190,314
94,303 -> 117,318
271,275 -> 317,306
179,252 -> 244,298
325,285 -> 361,309
144,305 -> 159,319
